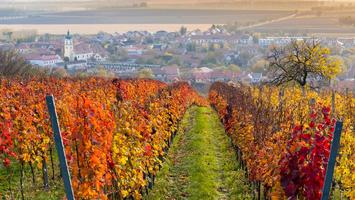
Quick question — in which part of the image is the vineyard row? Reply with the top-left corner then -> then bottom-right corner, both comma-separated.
209,82 -> 354,199
0,78 -> 206,199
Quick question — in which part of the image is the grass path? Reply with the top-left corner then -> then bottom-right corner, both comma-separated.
145,106 -> 251,200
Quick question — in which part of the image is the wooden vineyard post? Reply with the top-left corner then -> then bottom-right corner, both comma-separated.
321,121 -> 343,200
46,95 -> 75,200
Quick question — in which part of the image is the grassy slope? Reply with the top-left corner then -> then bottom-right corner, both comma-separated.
145,106 -> 251,200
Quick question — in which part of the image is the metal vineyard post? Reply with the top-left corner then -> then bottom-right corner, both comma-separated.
321,121 -> 343,200
46,95 -> 75,200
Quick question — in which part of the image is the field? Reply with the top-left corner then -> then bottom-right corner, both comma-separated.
0,8 -> 295,34
0,0 -> 326,11
248,10 -> 355,36
250,16 -> 355,35
2,8 -> 355,36
0,9 -> 293,25
0,24 -> 212,35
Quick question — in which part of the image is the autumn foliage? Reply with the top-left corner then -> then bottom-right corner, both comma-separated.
280,106 -> 335,199
0,77 -> 205,199
209,82 -> 354,199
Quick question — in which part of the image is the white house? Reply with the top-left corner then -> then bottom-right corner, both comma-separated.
26,54 -> 63,67
248,73 -> 263,84
125,46 -> 145,56
93,53 -> 107,61
75,52 -> 94,61
259,37 -> 311,47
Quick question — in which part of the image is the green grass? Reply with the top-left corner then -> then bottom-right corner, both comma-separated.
0,150 -> 65,200
145,106 -> 252,200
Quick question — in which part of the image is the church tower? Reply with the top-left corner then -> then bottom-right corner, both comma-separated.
64,30 -> 74,61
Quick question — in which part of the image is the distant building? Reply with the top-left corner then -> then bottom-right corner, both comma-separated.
191,68 -> 238,83
259,37 -> 311,47
163,65 -> 180,82
64,31 -> 108,62
56,60 -> 87,70
239,35 -> 253,45
187,34 -> 251,47
16,43 -> 32,54
152,68 -> 165,81
258,38 -> 274,47
125,46 -> 144,56
155,30 -> 169,39
64,31 -> 75,61
248,73 -> 263,84
25,54 -> 63,67
74,43 -> 94,61
189,35 -> 226,46
153,65 -> 180,82
152,43 -> 164,51
0,42 -> 15,51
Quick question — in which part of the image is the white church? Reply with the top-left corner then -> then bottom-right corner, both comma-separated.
64,31 -> 107,62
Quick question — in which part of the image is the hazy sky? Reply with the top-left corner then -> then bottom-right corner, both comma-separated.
2,0 -> 355,4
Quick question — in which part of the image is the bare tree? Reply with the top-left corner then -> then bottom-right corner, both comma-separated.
0,50 -> 35,77
266,40 -> 342,87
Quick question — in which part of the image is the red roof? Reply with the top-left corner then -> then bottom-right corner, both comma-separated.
192,70 -> 239,80
17,43 -> 31,49
162,66 -> 179,75
75,43 -> 92,54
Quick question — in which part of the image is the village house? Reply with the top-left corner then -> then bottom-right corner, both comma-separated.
24,54 -> 63,67
125,45 -> 145,56
151,43 -> 167,51
188,29 -> 203,37
88,62 -> 138,75
95,32 -> 114,43
339,38 -> 355,47
191,67 -> 239,83
153,65 -> 180,82
16,42 -> 56,55
0,42 -> 14,51
181,53 -> 204,68
187,34 -> 253,48
154,31 -> 169,40
258,38 -> 274,47
247,72 -> 263,84
188,35 -> 226,46
259,36 -> 311,47
192,67 -> 213,83
74,43 -> 95,61
163,65 -> 180,82
210,70 -> 239,82
152,68 -> 165,81
239,34 -> 253,45
224,52 -> 240,64
16,43 -> 32,54
56,60 -> 88,70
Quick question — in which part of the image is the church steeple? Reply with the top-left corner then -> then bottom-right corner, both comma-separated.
64,30 -> 74,61
65,30 -> 72,40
